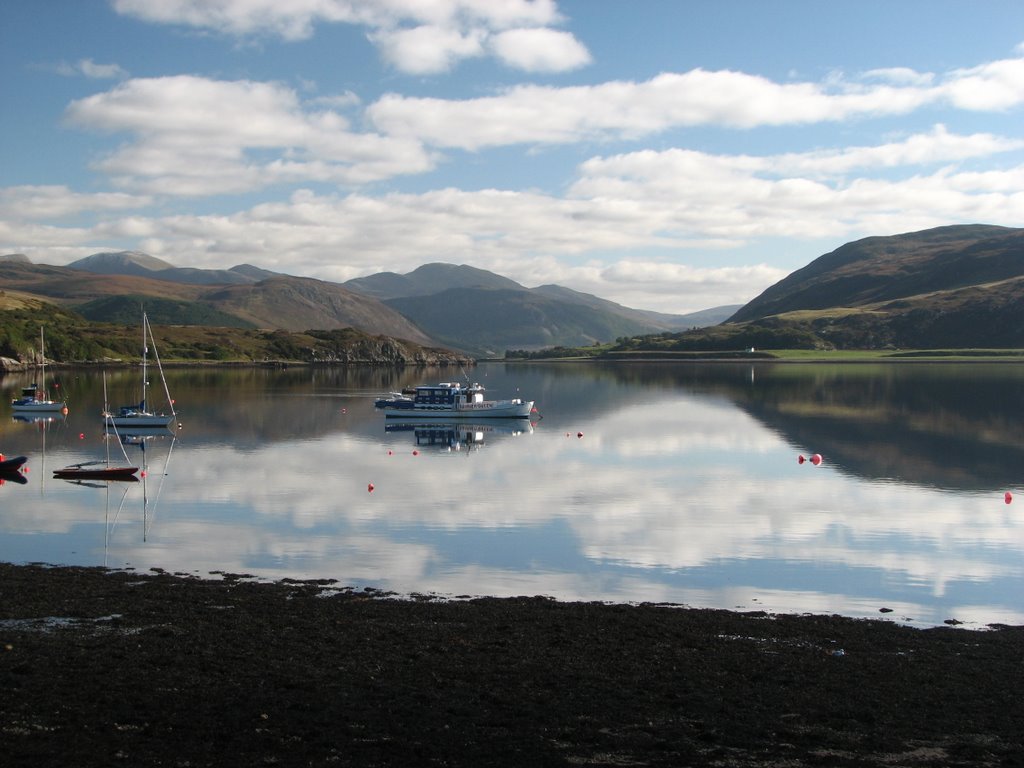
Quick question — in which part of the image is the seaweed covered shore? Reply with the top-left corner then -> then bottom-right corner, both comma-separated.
2,563 -> 1023,767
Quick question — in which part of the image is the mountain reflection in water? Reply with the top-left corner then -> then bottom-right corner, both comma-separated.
2,362 -> 1023,628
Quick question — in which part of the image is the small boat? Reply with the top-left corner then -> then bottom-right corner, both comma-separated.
11,328 -> 67,414
107,312 -> 176,429
53,462 -> 139,481
375,382 -> 534,419
57,373 -> 139,481
0,454 -> 28,472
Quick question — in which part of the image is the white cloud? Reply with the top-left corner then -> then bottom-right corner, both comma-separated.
368,56 -> 1024,150
0,185 -> 150,219
489,27 -> 591,72
111,0 -> 586,73
567,132 -> 1024,245
63,76 -> 437,194
768,125 -> 1024,176
942,58 -> 1024,110
114,0 -> 565,37
370,24 -> 487,74
861,67 -> 935,87
366,70 -> 910,151
53,58 -> 128,79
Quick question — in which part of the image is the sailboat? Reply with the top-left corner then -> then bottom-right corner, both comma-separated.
55,374 -> 139,481
11,327 -> 68,414
107,312 -> 176,429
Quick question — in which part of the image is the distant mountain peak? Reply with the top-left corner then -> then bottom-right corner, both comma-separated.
345,262 -> 525,299
230,263 -> 280,281
69,250 -> 176,274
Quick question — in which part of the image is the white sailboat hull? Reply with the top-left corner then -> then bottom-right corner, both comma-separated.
12,401 -> 66,412
108,414 -> 175,428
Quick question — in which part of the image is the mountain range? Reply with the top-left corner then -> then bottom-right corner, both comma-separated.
3,222 -> 1022,356
0,251 -> 733,356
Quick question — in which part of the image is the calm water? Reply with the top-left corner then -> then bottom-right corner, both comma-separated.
3,361 -> 1024,628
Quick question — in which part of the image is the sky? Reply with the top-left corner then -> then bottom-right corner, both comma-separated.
2,1 -> 1024,315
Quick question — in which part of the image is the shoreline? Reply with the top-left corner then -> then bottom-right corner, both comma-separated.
8,352 -> 1024,375
3,562 -> 1023,766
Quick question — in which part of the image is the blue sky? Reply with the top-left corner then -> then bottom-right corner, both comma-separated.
2,0 -> 1023,314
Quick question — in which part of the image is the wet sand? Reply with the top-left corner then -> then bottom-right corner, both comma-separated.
2,563 -> 1023,767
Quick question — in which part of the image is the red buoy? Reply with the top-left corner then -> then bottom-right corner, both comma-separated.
412,450 -> 419,456
1005,491 -> 1013,504
577,432 -> 583,439
811,454 -> 822,466
367,483 -> 375,493
798,454 -> 806,464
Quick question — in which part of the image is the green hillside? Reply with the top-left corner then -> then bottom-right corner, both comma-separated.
76,295 -> 257,329
730,224 -> 1024,323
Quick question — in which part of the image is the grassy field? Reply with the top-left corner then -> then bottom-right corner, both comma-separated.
508,347 -> 1024,363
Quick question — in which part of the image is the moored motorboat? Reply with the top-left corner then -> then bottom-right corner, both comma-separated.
375,382 -> 534,418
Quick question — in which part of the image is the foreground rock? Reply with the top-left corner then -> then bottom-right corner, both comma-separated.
1,563 -> 1022,767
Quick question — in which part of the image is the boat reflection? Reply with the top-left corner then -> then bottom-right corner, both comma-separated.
116,427 -> 178,541
59,474 -> 139,487
0,470 -> 28,486
12,412 -> 67,427
10,411 -> 68,488
104,424 -> 178,440
385,420 -> 534,452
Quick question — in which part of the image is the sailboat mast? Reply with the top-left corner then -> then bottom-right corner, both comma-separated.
39,327 -> 46,398
141,311 -> 148,410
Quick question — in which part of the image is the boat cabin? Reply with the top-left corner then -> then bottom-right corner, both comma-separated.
413,383 -> 485,406
19,385 -> 40,400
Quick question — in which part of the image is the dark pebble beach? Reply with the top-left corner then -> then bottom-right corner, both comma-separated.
2,562 -> 1023,767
